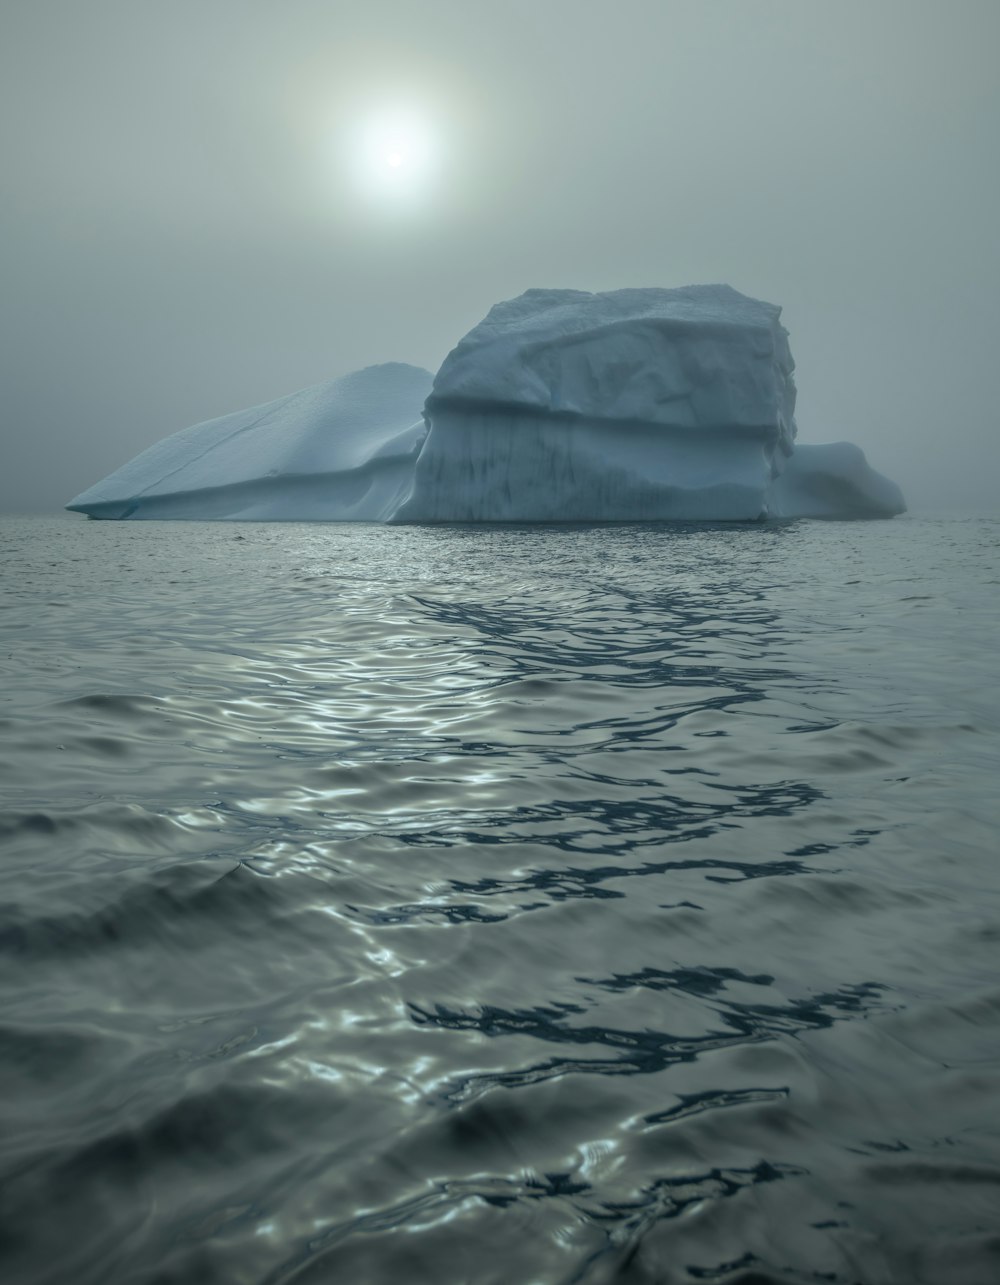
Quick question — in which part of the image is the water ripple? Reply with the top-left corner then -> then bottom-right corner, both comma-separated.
1,515 -> 999,1284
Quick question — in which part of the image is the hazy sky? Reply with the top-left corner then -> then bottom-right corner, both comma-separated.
2,0 -> 998,513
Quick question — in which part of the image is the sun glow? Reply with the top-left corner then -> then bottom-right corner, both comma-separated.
347,106 -> 441,208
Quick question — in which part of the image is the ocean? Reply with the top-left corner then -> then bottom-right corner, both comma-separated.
1,512 -> 998,1285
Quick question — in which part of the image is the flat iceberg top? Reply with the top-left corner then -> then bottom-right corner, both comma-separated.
429,284 -> 797,438
68,362 -> 432,510
461,284 -> 785,338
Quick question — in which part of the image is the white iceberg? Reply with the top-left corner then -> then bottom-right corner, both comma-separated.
66,363 -> 433,521
67,286 -> 905,523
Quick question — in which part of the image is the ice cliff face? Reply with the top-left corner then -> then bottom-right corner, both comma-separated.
66,286 -> 905,523
396,285 -> 799,521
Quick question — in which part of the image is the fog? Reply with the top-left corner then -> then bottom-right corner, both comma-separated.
2,0 -> 997,514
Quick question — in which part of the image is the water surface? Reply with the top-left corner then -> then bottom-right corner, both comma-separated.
1,514 -> 998,1284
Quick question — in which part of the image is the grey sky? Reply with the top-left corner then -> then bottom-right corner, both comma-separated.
2,0 -> 998,513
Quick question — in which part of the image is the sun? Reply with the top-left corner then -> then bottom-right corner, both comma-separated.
349,106 -> 440,206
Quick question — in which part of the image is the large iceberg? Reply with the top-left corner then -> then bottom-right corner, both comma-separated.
398,285 -> 798,521
67,286 -> 905,522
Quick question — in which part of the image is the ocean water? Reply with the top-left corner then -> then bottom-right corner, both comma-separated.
1,512 -> 998,1285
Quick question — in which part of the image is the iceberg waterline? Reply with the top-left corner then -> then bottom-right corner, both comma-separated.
67,286 -> 905,522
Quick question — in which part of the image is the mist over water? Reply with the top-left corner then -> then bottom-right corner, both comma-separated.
1,513 -> 999,1284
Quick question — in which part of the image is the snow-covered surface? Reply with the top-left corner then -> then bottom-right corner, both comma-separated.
66,364 -> 432,521
66,286 -> 905,523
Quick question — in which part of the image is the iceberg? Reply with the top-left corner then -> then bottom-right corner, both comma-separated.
398,285 -> 798,522
769,441 -> 906,519
67,286 -> 905,523
66,363 -> 433,522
